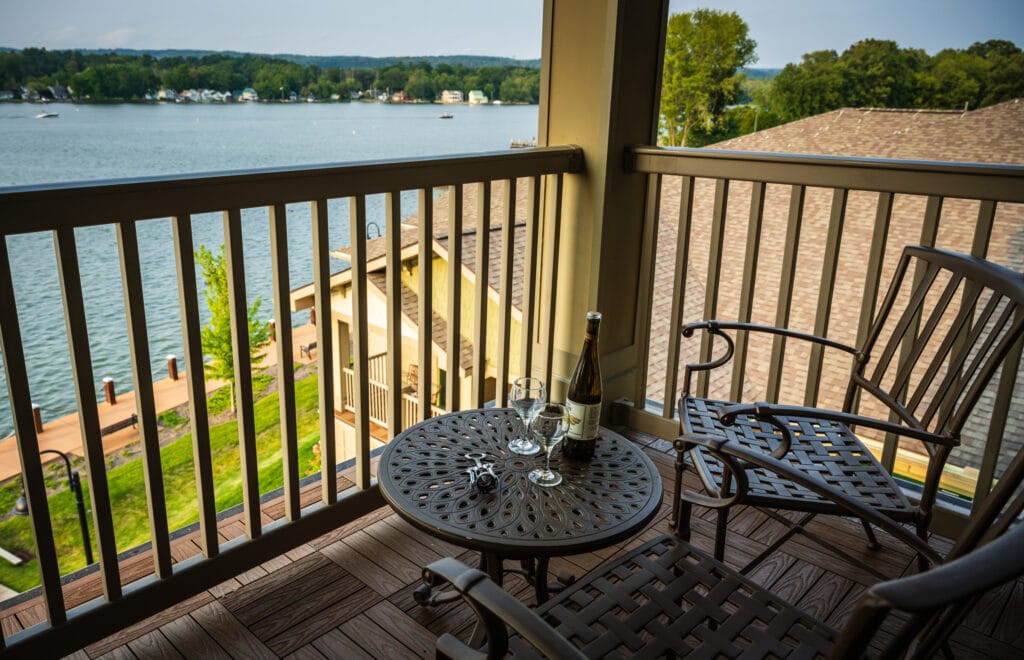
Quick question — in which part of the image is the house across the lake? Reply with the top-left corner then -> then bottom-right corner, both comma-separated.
440,89 -> 464,104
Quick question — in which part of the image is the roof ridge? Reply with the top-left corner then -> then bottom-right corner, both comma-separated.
848,107 -> 967,115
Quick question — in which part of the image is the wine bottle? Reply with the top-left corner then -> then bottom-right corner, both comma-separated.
563,311 -> 601,460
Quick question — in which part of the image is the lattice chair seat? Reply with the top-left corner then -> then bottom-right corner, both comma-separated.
438,535 -> 838,659
518,536 -> 838,658
683,396 -> 914,518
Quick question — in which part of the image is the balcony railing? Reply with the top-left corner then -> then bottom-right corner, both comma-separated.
340,354 -> 441,429
0,146 -> 582,656
341,353 -> 390,427
624,145 -> 1024,533
1,142 -> 1021,655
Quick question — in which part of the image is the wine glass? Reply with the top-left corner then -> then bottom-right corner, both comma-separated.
528,403 -> 567,487
509,377 -> 545,455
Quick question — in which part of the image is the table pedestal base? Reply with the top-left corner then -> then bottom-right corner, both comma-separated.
413,552 -> 576,608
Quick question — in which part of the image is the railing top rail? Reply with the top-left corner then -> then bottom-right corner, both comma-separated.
628,145 -> 1024,203
0,146 -> 583,235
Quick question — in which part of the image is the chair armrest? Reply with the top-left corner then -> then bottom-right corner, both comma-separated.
675,433 -> 752,508
423,558 -> 585,660
870,524 -> 1024,612
831,525 -> 1024,659
718,402 -> 958,448
680,321 -> 863,396
682,321 -> 863,357
681,433 -> 944,564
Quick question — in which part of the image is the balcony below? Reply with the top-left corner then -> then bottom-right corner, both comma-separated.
4,429 -> 1018,659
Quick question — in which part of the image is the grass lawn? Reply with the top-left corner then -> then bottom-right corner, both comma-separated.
0,372 -> 322,592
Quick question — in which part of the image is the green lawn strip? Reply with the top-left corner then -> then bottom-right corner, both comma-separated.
156,409 -> 186,428
206,374 -> 274,417
0,373 -> 321,592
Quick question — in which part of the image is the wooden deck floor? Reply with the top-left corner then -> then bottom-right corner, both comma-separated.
4,429 -> 1023,658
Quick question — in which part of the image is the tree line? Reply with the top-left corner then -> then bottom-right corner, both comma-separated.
0,48 -> 541,103
660,10 -> 1024,147
767,38 -> 1024,121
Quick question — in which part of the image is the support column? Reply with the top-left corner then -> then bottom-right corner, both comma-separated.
538,0 -> 668,407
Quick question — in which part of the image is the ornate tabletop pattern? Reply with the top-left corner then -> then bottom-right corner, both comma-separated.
378,408 -> 662,557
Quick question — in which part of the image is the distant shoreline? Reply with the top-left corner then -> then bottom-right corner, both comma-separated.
2,99 -> 537,106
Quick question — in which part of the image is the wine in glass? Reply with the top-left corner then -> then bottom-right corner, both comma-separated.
509,377 -> 545,455
528,403 -> 567,487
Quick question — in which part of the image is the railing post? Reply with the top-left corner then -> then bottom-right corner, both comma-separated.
538,0 -> 668,405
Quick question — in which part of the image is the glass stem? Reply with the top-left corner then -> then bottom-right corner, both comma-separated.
544,448 -> 552,474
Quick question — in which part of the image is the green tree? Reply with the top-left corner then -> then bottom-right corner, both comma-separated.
252,61 -> 307,99
352,69 -> 376,91
375,65 -> 408,93
499,75 -> 530,103
914,49 -> 987,109
161,63 -> 192,91
433,72 -> 462,95
660,9 -> 757,146
195,245 -> 271,413
771,50 -> 845,120
839,39 -> 922,108
404,69 -> 435,100
969,40 -> 1024,106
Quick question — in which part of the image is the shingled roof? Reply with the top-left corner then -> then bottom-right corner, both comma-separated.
646,100 -> 1024,473
716,100 -> 1024,164
366,271 -> 475,372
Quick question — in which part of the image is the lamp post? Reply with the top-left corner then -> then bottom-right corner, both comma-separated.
13,449 -> 93,565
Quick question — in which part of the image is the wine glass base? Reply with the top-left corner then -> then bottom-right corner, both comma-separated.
528,468 -> 562,487
509,439 -> 541,455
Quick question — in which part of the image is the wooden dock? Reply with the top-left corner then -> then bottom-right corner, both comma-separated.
0,324 -> 319,482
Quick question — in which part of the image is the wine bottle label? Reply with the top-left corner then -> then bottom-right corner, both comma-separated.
565,399 -> 600,441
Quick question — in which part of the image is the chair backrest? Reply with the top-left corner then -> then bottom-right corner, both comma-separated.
847,245 -> 1024,440
832,437 -> 1024,658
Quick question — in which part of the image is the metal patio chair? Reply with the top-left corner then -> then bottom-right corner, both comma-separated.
424,434 -> 1024,659
674,244 -> 1024,571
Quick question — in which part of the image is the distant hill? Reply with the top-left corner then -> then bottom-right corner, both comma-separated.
0,47 -> 540,69
272,53 -> 541,69
742,68 -> 782,80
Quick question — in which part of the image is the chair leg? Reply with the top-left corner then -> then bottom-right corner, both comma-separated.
860,518 -> 881,550
670,449 -> 685,530
714,509 -> 728,561
677,497 -> 693,541
916,518 -> 931,572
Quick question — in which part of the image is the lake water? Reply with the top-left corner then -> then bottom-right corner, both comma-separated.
0,102 -> 539,439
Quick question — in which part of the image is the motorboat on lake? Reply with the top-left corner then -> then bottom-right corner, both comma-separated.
35,112 -> 59,119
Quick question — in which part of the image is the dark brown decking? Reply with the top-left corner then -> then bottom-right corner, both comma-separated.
3,430 -> 1022,659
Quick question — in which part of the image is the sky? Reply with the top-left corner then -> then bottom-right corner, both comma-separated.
1,0 -> 1023,68
672,0 -> 1024,68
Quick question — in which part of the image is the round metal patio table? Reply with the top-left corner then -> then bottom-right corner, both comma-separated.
377,408 -> 663,604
